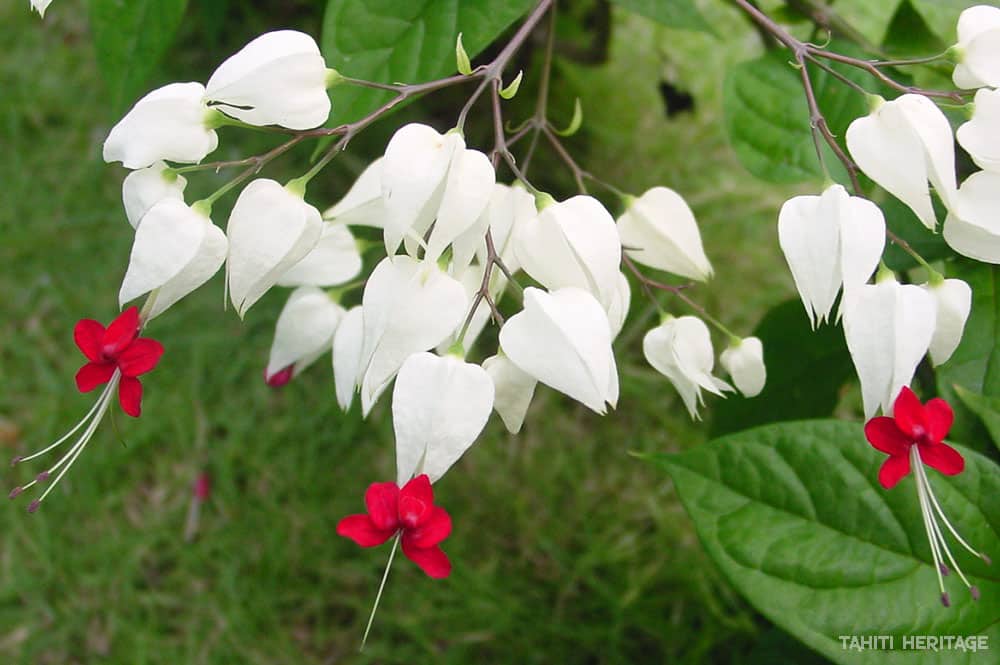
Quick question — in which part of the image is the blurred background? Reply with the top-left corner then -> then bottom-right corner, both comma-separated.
0,0 -> 829,662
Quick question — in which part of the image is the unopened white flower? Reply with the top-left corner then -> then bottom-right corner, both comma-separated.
332,306 -> 364,411
119,199 -> 227,320
103,83 -> 218,169
842,277 -> 936,418
777,184 -> 885,328
393,352 -> 494,484
357,256 -> 468,415
943,171 -> 1000,263
482,353 -> 536,434
952,5 -> 1000,89
956,88 -> 1000,173
720,337 -> 766,397
30,0 -> 52,18
514,195 -> 622,308
643,316 -> 732,420
617,187 -> 712,281
605,272 -> 631,340
323,157 -> 385,227
452,183 -> 535,277
923,278 -> 972,367
205,30 -> 331,129
499,287 -> 619,414
276,223 -> 361,287
846,94 -> 958,229
265,287 -> 345,384
226,179 -> 322,317
122,161 -> 187,228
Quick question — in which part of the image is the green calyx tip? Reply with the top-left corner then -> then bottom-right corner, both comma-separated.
946,44 -> 965,63
875,261 -> 895,283
534,191 -> 556,211
162,168 -> 180,184
326,68 -> 344,88
285,177 -> 308,197
203,108 -> 227,130
866,94 -> 886,114
927,269 -> 946,287
621,193 -> 637,209
446,126 -> 464,138
447,341 -> 466,358
191,199 -> 213,217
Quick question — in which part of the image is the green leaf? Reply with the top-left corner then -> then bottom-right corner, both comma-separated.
722,48 -> 868,184
710,300 -> 854,437
880,196 -> 951,272
608,0 -> 712,34
936,261 -> 1000,444
822,0 -> 902,46
88,0 -> 189,114
910,0 -> 979,44
321,0 -> 535,124
652,420 -> 1000,665
953,385 -> 1000,453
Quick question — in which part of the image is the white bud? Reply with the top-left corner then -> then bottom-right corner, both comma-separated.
323,157 -> 385,227
924,279 -> 972,367
266,287 -> 345,382
276,223 -> 362,288
952,6 -> 1000,89
122,161 -> 187,228
943,171 -> 1000,263
332,306 -> 364,411
617,187 -> 712,281
482,354 -> 537,434
720,337 -> 766,397
643,316 -> 731,420
956,88 -> 1000,173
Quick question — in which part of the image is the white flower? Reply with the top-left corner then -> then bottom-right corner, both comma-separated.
357,256 -> 468,415
952,5 -> 1000,89
30,0 -> 52,18
643,316 -> 732,420
103,83 -> 218,169
514,195 -> 622,308
332,306 -> 364,411
451,182 -> 535,277
393,352 -> 494,484
777,185 -> 885,328
119,199 -> 227,320
720,337 -> 766,397
956,87 -> 1000,173
943,171 -> 1000,263
265,287 -> 345,384
322,157 -> 385,227
437,260 -> 507,354
846,94 -> 958,229
276,223 -> 362,288
605,272 -> 631,340
122,161 -> 187,228
225,179 -> 322,317
924,278 -> 972,367
498,287 -> 619,414
205,30 -> 331,129
616,186 -> 713,281
842,278 -> 936,418
482,354 -> 536,434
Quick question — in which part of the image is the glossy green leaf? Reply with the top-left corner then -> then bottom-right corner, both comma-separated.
608,0 -> 711,33
825,0 -> 902,46
880,196 -> 951,272
653,420 -> 1000,665
953,385 -> 1000,453
911,0 -> 979,43
711,300 -> 854,437
88,0 -> 189,114
321,0 -> 535,124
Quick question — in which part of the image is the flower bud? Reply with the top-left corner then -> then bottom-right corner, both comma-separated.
332,306 -> 364,411
122,162 -> 187,228
923,278 -> 972,366
720,337 -> 766,397
643,316 -> 731,420
616,187 -> 712,281
943,171 -> 1000,263
323,157 -> 385,228
956,88 -> 1000,173
276,223 -> 362,287
952,6 -> 1000,89
482,354 -> 536,434
265,287 -> 345,383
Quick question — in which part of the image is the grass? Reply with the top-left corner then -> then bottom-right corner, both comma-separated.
1,1 -> 815,663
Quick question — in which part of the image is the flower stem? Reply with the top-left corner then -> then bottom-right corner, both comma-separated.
361,533 -> 401,651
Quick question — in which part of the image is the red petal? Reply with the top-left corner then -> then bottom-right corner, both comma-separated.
401,540 -> 451,579
918,442 -> 965,476
892,386 -> 925,438
864,417 -> 912,456
336,514 -> 396,547
118,376 -> 143,417
403,506 -> 452,549
264,365 -> 294,387
117,338 -> 164,377
365,482 -> 400,531
101,307 -> 140,356
73,319 -> 106,362
75,362 -> 115,393
923,398 -> 954,443
878,454 -> 912,489
399,474 -> 434,527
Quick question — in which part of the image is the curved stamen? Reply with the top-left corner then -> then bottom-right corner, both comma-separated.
12,379 -> 116,465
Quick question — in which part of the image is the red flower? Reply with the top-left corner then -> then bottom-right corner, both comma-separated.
337,474 -> 452,578
73,306 -> 163,417
864,386 -> 964,489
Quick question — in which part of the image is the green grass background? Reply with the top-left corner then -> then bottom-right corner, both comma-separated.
0,1 -> 819,662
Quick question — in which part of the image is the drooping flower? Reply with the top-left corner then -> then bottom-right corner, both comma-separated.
264,287 -> 345,386
338,475 -> 452,578
777,185 -> 885,328
30,0 -> 53,17
605,272 -> 631,340
119,198 -> 228,320
864,386 -> 989,606
846,94 -> 958,229
226,179 -> 323,317
956,88 -> 1000,173
323,157 -> 386,228
393,352 -> 494,484
498,287 -> 619,414
720,336 -> 766,397
923,278 -> 972,367
276,223 -> 362,288
103,82 -> 219,169
332,306 -> 364,411
943,171 -> 1000,263
842,276 -> 936,418
951,5 -> 1000,89
616,186 -> 713,282
482,353 -> 537,434
122,161 -> 188,229
205,30 -> 333,130
9,308 -> 163,512
642,315 -> 732,420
